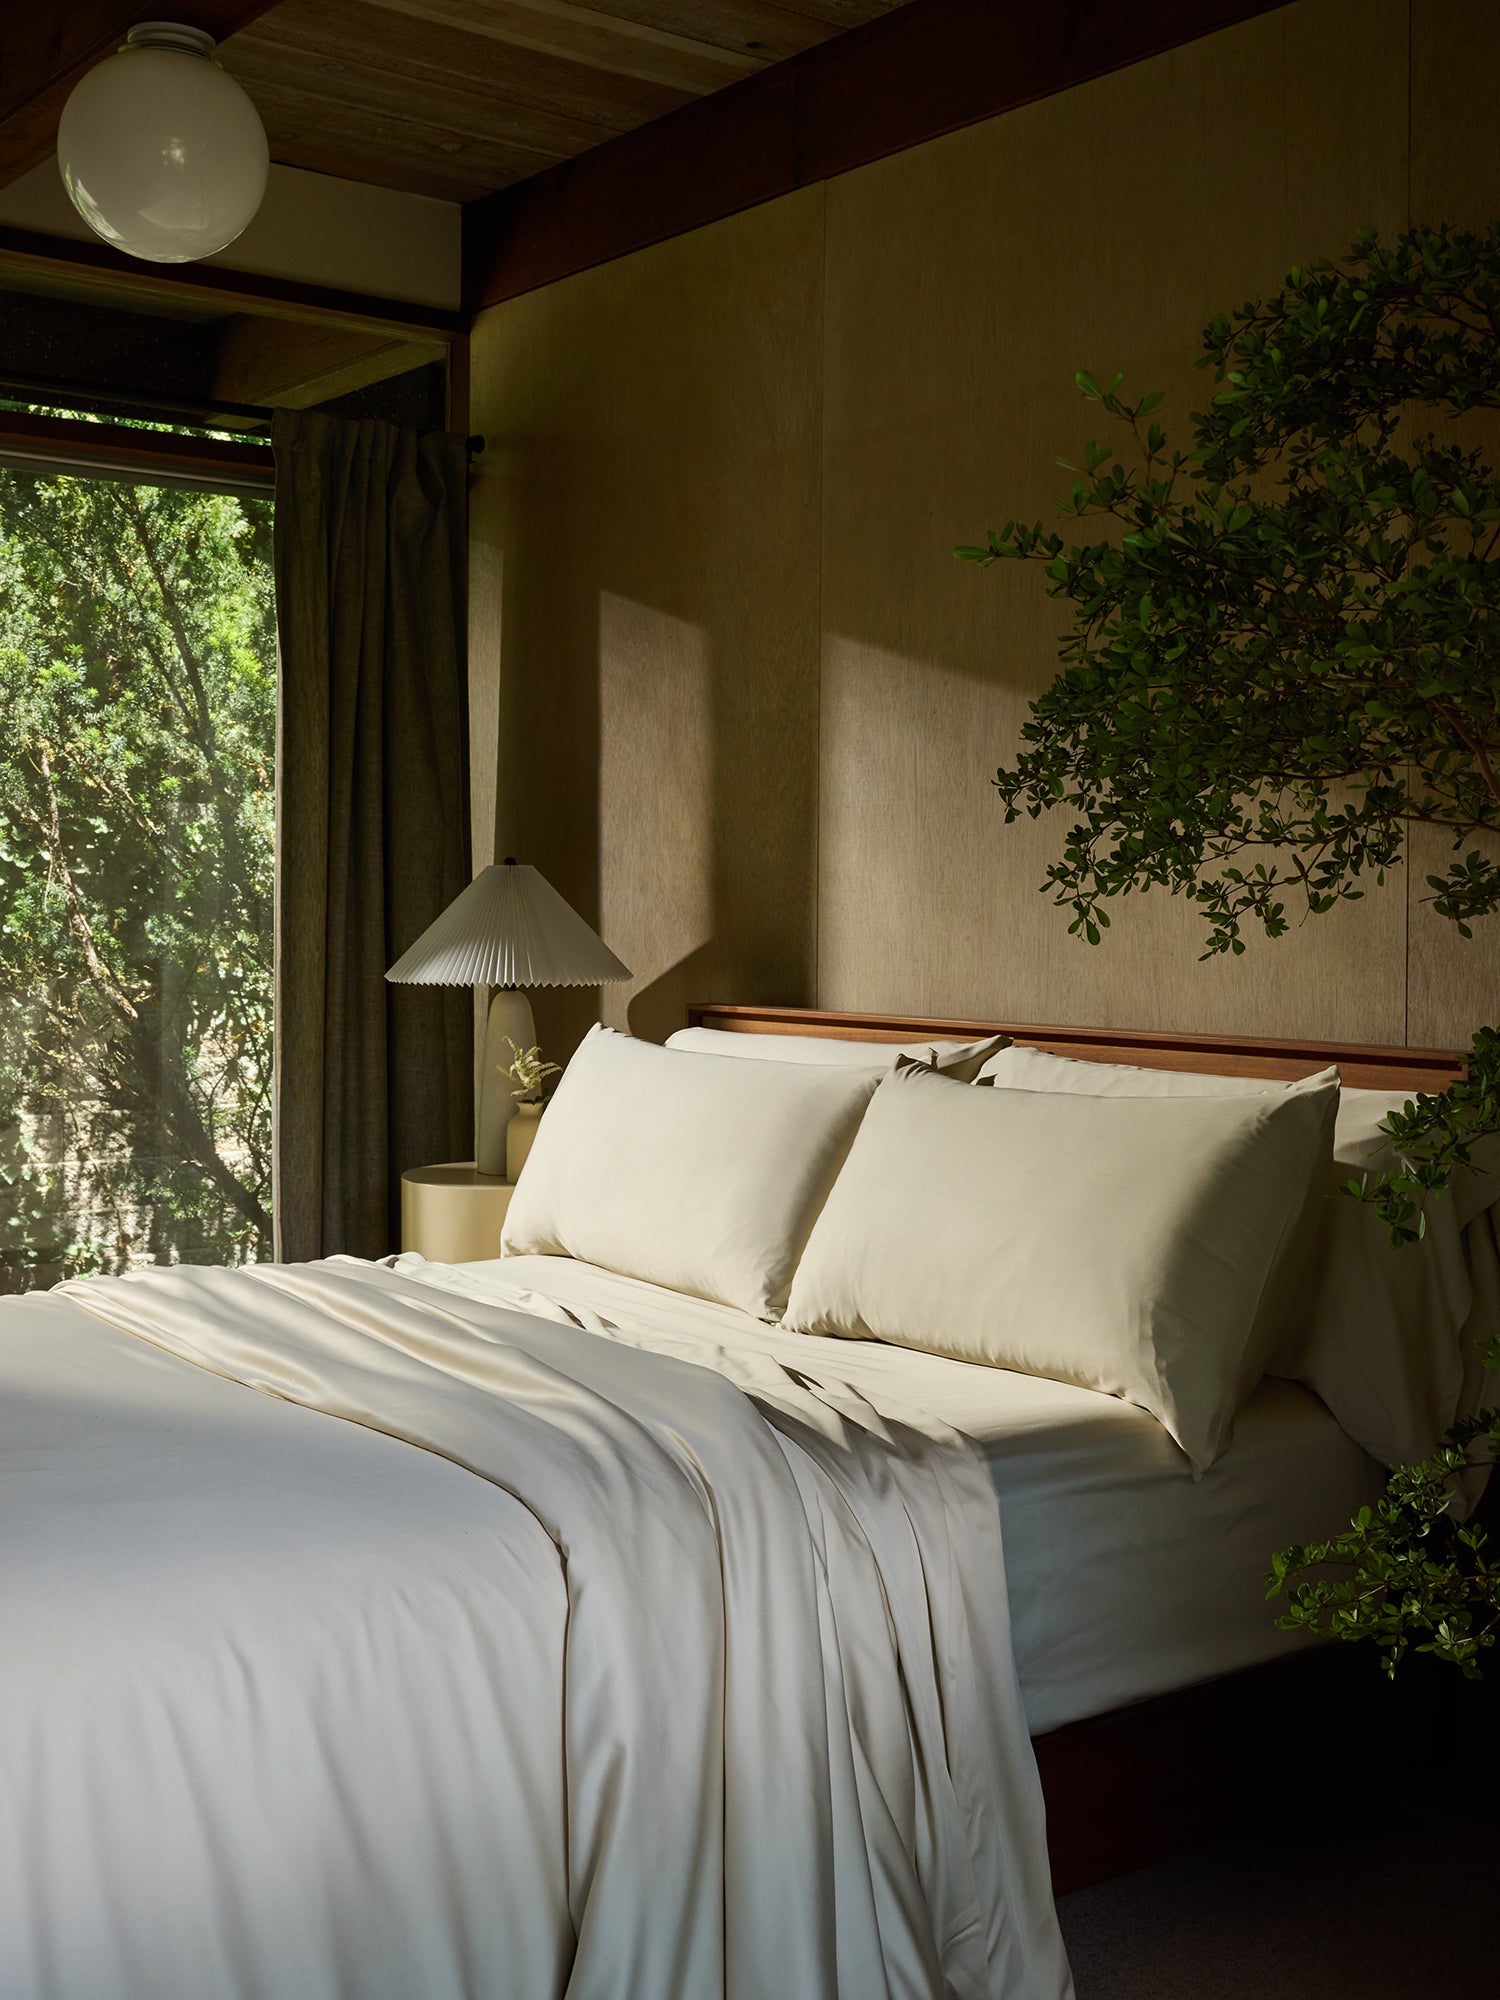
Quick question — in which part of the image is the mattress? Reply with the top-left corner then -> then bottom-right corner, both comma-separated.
449,1254 -> 1385,1735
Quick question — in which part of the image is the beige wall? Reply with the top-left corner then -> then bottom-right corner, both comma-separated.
469,0 -> 1499,1059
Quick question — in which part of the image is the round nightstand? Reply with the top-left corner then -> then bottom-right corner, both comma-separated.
401,1162 -> 514,1263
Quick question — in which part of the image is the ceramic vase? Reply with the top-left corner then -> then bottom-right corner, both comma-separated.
506,1100 -> 543,1182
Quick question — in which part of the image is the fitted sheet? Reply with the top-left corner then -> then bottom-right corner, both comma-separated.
453,1255 -> 1385,1735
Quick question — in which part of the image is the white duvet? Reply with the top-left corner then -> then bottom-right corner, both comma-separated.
1,1257 -> 1071,2000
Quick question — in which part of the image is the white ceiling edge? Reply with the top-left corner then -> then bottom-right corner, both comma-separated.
0,159 -> 461,313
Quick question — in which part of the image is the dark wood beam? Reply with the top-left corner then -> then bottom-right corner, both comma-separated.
0,409 -> 274,491
0,5 -> 280,192
463,0 -> 1296,312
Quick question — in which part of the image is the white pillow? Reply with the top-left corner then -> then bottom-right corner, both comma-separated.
1280,1106 -> 1500,1469
979,1043 -> 1289,1096
783,1063 -> 1340,1472
979,1043 -> 1500,1466
501,1026 -> 879,1319
667,1025 -> 1009,1082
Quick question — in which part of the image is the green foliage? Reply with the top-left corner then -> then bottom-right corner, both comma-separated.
957,222 -> 1500,1238
0,463 -> 275,1282
1269,1401 -> 1500,1678
960,223 -> 1500,1675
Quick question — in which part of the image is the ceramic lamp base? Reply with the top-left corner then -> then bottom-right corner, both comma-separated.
476,987 -> 535,1177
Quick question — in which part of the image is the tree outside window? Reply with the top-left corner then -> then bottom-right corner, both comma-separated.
0,462 -> 275,1290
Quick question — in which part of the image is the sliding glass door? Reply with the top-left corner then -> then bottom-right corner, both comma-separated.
0,463 -> 275,1290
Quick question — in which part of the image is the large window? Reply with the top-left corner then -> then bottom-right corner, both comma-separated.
0,464 -> 275,1291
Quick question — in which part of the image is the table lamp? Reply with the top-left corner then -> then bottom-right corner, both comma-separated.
386,858 -> 630,1176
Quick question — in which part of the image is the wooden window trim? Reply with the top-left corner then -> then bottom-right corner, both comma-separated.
0,409 -> 274,494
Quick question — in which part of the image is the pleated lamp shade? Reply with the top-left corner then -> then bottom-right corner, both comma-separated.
386,862 -> 630,989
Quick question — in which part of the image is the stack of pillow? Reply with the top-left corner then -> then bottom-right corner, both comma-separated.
501,1023 -> 1497,1475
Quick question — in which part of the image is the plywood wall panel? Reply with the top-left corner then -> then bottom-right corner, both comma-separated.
468,0 -> 1500,1058
1402,0 -> 1500,1054
817,0 -> 1411,1041
468,189 -> 823,1059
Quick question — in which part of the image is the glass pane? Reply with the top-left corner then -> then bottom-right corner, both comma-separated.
0,466 -> 275,1290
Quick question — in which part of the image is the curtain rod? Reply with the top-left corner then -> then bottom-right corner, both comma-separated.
0,370 -> 484,453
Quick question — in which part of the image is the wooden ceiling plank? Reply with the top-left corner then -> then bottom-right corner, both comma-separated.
0,3 -> 279,191
774,0 -> 904,23
248,143 -> 496,204
249,76 -> 566,187
222,42 -> 597,163
233,0 -> 693,138
561,0 -> 893,62
362,0 -> 768,96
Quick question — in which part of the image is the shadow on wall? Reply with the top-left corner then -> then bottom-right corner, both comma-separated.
599,595 -> 714,1044
502,587 -> 819,1062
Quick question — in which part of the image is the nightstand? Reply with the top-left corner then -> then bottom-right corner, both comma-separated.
400,1163 -> 514,1262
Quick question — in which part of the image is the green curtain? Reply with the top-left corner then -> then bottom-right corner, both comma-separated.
271,411 -> 472,1261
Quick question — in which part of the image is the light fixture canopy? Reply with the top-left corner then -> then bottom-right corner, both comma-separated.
57,22 -> 269,265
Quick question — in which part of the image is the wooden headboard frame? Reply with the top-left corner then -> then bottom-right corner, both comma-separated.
686,1004 -> 1467,1093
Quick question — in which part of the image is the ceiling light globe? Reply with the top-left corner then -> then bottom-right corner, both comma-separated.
57,23 -> 269,264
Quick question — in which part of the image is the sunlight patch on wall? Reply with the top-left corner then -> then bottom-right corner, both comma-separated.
817,632 -> 1409,1043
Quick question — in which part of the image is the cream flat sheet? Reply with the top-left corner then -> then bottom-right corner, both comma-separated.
3,1259 -> 1072,2000
447,1255 -> 1384,1735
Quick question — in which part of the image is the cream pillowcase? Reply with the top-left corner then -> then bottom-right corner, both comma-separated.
978,1044 -> 1289,1097
667,1025 -> 1009,1081
979,1043 -> 1500,1467
783,1063 -> 1340,1472
501,1026 -> 879,1319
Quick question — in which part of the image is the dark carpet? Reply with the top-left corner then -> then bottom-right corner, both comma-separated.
1056,1790 -> 1498,1998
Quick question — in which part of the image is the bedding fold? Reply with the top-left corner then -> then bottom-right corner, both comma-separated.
49,1258 -> 1069,2000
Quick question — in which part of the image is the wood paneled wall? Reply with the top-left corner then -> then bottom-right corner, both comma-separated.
469,190 -> 823,1052
469,0 -> 1499,1060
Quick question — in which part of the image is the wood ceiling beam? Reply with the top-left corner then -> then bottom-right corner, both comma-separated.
0,224 -> 464,340
462,0 -> 1298,312
0,4 -> 281,193
212,313 -> 446,409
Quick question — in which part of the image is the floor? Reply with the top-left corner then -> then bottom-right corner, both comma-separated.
1056,1790 -> 1498,1998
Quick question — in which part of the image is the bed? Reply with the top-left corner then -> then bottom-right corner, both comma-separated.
676,1006 -> 1489,1892
0,1005 -> 1488,1998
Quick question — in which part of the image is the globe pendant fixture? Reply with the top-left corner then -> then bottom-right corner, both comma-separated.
57,23 -> 269,264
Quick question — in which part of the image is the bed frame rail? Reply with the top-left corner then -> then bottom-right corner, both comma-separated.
686,1003 -> 1467,1093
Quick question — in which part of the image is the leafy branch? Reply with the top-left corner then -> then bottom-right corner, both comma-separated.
958,223 -> 1500,1240
1269,1400 -> 1500,1678
961,225 -> 1500,1677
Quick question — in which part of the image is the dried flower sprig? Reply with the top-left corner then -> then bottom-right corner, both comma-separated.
498,1037 -> 562,1105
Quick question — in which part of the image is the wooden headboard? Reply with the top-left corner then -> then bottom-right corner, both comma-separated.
685,1004 -> 1467,1094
